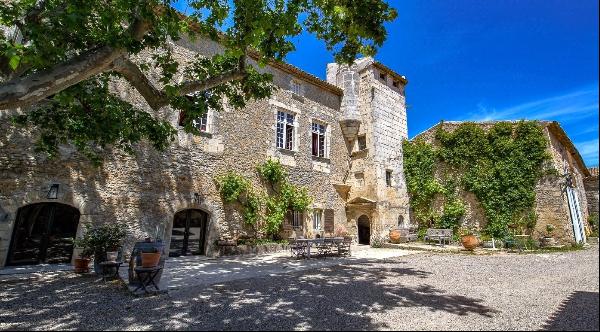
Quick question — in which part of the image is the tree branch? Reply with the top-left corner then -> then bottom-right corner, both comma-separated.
112,57 -> 167,110
112,57 -> 248,110
0,46 -> 125,110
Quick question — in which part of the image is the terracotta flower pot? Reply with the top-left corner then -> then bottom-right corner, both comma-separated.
389,229 -> 402,244
461,235 -> 479,250
74,258 -> 90,273
141,252 -> 161,268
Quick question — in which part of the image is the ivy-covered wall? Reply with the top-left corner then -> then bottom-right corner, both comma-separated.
404,120 -> 588,243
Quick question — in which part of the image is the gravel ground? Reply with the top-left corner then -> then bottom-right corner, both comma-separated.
0,246 -> 598,331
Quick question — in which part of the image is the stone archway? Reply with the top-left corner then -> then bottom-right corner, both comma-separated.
169,209 -> 209,257
7,202 -> 80,266
357,215 -> 371,245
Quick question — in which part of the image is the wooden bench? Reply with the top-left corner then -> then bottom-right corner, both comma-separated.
397,228 -> 418,243
424,228 -> 453,246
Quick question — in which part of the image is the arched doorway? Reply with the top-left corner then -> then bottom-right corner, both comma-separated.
357,215 -> 371,245
169,209 -> 209,257
7,203 -> 80,266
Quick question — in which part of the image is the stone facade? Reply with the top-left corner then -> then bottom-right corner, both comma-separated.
584,167 -> 599,220
0,36 -> 410,267
413,121 -> 591,244
327,59 -> 410,244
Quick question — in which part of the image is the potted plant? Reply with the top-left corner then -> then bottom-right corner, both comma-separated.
540,224 -> 557,247
78,223 -> 128,274
141,246 -> 161,268
459,226 -> 479,250
72,237 -> 93,273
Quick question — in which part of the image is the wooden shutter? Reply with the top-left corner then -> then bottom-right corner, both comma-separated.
178,110 -> 187,126
283,211 -> 292,231
324,209 -> 334,233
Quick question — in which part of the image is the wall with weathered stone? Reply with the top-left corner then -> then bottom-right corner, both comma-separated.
0,36 -> 348,267
411,121 -> 589,244
326,58 -> 411,243
584,168 -> 598,219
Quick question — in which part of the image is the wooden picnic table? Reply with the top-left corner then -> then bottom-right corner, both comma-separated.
292,237 -> 345,258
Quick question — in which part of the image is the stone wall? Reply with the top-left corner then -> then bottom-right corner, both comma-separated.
411,121 -> 589,244
0,36 -> 349,267
584,168 -> 599,219
326,58 -> 411,242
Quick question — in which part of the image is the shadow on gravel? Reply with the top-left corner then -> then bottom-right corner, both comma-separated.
0,261 -> 498,331
542,291 -> 600,331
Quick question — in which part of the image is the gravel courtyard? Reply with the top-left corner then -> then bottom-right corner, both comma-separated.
1,246 -> 598,331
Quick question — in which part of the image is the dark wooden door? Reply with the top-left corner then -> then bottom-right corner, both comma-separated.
8,203 -> 80,266
169,209 -> 208,257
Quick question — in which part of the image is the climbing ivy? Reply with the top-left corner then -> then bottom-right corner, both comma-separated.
216,158 -> 312,239
404,121 -> 549,238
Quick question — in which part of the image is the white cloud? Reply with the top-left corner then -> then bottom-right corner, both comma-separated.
465,84 -> 599,123
575,138 -> 599,167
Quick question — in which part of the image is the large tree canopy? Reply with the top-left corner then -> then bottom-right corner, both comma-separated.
0,0 -> 396,164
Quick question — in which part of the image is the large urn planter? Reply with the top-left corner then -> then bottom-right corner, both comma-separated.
461,235 -> 479,250
74,258 -> 90,273
389,229 -> 402,244
141,252 -> 161,268
540,237 -> 557,247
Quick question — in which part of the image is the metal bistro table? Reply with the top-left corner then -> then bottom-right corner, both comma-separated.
294,237 -> 345,258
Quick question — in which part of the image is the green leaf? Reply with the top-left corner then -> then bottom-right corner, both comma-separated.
8,55 -> 20,70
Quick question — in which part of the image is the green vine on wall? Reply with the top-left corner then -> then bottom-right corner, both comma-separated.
403,121 -> 549,238
216,158 -> 312,239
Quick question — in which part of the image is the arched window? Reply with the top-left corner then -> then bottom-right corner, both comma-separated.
398,215 -> 405,228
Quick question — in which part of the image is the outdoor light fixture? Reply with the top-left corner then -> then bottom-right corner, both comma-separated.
47,184 -> 59,199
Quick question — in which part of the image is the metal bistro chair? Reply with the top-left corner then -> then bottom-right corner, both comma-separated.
289,238 -> 308,259
315,238 -> 333,257
337,237 -> 352,257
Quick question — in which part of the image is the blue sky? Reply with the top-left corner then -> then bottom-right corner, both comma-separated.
175,1 -> 599,167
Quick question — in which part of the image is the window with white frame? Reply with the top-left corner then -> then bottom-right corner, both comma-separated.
277,110 -> 295,150
178,110 -> 209,133
290,80 -> 303,96
312,209 -> 322,230
311,122 -> 327,157
292,211 -> 302,229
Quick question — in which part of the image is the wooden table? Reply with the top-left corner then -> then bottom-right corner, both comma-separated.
294,238 -> 344,258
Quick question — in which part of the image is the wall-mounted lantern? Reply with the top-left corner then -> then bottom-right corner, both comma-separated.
47,184 -> 59,199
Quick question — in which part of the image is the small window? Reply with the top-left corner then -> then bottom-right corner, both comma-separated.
386,170 -> 393,187
292,211 -> 302,229
379,72 -> 387,81
398,215 -> 404,227
290,80 -> 302,96
357,135 -> 367,151
355,172 -> 364,187
276,111 -> 295,150
312,122 -> 327,158
178,111 -> 209,133
392,80 -> 399,88
312,209 -> 322,230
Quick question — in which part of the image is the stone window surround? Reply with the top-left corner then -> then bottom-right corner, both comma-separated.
385,169 -> 393,187
275,109 -> 298,152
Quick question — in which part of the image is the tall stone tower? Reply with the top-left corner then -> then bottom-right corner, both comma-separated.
327,57 -> 410,244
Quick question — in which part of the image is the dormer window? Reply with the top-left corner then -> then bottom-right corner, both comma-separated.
379,72 -> 387,81
392,80 -> 399,88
